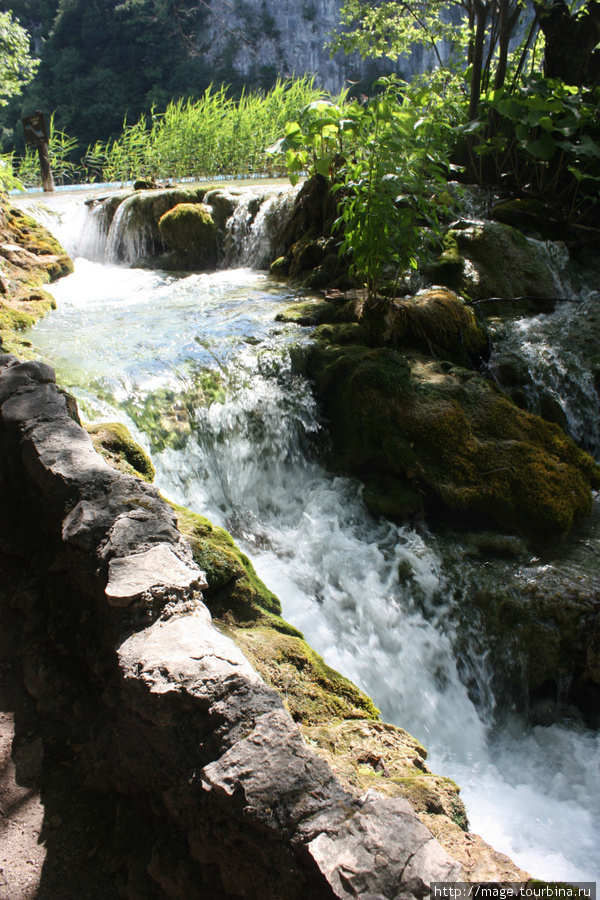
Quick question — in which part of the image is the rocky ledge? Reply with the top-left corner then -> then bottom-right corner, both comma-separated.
0,353 -> 492,898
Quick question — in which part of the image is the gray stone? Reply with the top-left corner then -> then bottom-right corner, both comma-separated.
118,606 -> 257,688
307,796 -> 463,898
106,543 -> 207,607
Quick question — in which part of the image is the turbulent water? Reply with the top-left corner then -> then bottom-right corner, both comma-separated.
16,186 -> 600,885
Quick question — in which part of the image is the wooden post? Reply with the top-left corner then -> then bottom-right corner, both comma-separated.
38,140 -> 54,192
22,110 -> 54,192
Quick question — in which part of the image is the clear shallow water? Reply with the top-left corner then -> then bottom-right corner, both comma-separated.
20,195 -> 600,886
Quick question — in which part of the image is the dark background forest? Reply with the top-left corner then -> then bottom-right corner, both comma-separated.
0,0 -> 252,153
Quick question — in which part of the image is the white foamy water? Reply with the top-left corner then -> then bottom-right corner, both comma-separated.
17,191 -> 600,886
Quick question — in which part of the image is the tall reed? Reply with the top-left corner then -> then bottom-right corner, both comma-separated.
14,77 -> 329,188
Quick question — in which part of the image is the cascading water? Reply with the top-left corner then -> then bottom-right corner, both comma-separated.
14,187 -> 600,885
489,288 -> 600,457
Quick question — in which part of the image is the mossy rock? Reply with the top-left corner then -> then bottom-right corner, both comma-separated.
158,203 -> 218,270
171,502 -> 292,630
89,187 -> 207,262
0,196 -> 73,354
171,503 -> 378,721
85,422 -> 156,482
302,720 -> 466,825
275,296 -> 361,328
307,342 -> 600,542
223,625 -> 379,725
490,198 -> 566,240
360,289 -> 489,364
456,551 -> 600,722
270,255 -> 291,277
426,221 -> 558,302
272,175 -> 352,289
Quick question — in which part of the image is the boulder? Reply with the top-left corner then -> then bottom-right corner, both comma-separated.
426,220 -> 559,303
305,338 -> 600,541
158,202 -> 219,269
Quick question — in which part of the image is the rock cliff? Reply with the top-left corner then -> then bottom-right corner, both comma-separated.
0,353 -> 471,897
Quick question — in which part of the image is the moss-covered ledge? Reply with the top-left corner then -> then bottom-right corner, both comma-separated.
0,194 -> 73,356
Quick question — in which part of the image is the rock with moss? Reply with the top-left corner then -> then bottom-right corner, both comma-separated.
275,294 -> 362,328
0,197 -> 73,355
171,502 -> 287,626
270,175 -> 354,290
490,198 -> 567,240
360,288 -> 490,364
451,543 -> 600,725
85,422 -> 156,482
104,187 -> 207,263
158,203 -> 219,270
425,220 -> 558,303
305,340 -> 600,541
226,625 -> 379,725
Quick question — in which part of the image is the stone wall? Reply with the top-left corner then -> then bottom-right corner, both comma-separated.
0,352 -> 464,898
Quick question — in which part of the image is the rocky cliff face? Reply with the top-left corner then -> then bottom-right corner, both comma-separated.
0,353 -> 469,898
198,0 -> 396,92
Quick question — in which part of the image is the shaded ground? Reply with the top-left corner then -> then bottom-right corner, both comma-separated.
0,547 -> 149,900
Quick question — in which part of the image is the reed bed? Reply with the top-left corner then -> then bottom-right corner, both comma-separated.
15,77 -> 328,188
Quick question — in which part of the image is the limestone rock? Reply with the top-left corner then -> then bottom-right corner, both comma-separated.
306,341 -> 600,540
1,352 -> 473,898
158,203 -> 218,270
307,795 -> 463,898
106,543 -> 207,607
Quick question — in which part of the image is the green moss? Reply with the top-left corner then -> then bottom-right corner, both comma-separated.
315,322 -> 368,346
270,255 -> 291,277
0,305 -> 36,332
275,297 -> 361,328
170,502 -> 296,629
158,203 -> 218,269
85,422 -> 156,482
275,299 -> 338,326
306,341 -> 599,542
300,719 -> 468,830
225,625 -> 379,725
423,231 -> 465,292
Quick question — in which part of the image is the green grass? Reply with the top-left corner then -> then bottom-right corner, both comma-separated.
15,78 -> 329,188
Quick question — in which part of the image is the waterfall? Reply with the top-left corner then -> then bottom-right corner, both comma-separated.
51,182 -> 299,269
14,186 -> 600,885
222,187 -> 298,269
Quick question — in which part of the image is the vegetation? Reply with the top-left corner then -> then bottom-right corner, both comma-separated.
11,77 -> 327,188
0,0 -> 208,153
0,10 -> 39,190
0,10 -> 38,106
268,0 -> 600,300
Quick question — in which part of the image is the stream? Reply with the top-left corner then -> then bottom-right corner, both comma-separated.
16,184 -> 600,885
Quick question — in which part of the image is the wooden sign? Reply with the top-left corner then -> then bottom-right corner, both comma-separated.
22,111 -> 49,147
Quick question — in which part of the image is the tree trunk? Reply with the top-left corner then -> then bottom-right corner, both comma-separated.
468,0 -> 489,120
534,0 -> 600,85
